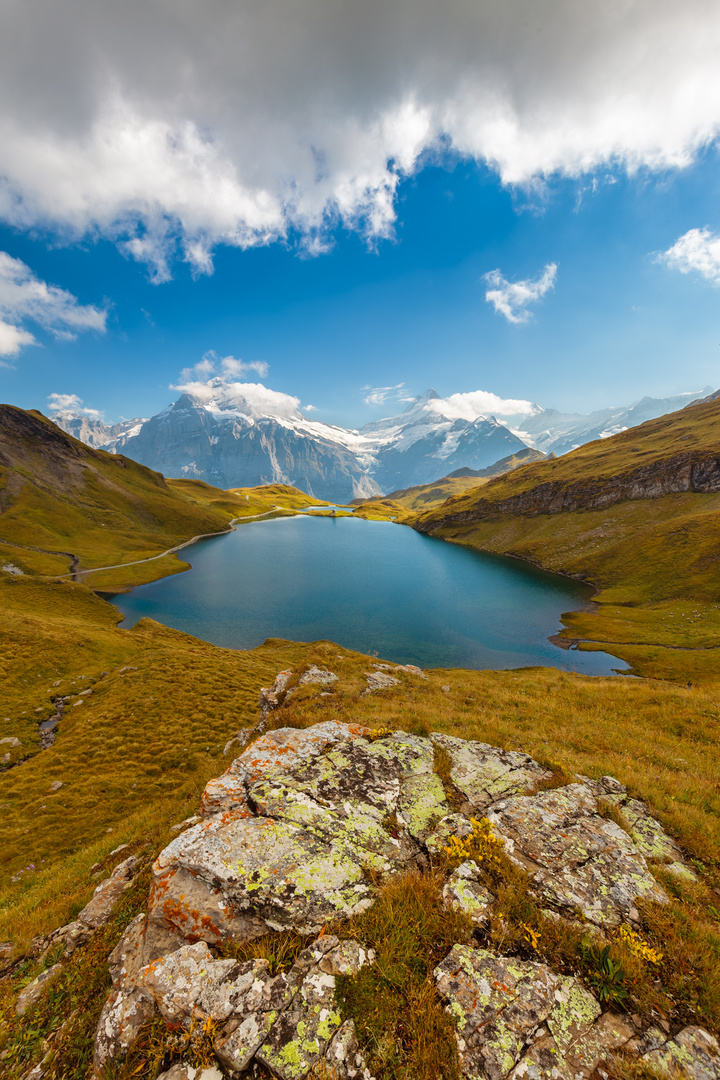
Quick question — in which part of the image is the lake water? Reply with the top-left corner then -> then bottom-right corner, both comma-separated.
111,515 -> 628,674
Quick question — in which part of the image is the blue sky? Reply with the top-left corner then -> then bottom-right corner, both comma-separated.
1,1 -> 719,429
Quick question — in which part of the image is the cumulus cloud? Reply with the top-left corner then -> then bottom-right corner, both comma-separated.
0,319 -> 35,360
484,263 -> 557,324
362,383 -> 414,407
178,350 -> 269,384
47,392 -> 103,418
171,369 -> 303,418
1,2 -> 720,276
0,251 -> 106,356
659,227 -> 720,285
428,390 -> 538,421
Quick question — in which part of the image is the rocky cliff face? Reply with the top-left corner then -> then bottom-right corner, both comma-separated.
114,394 -> 382,503
416,450 -> 720,533
39,664 -> 714,1080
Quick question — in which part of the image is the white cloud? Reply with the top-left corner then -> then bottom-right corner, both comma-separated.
171,372 -> 302,419
2,2 -> 720,275
363,383 -> 414,407
659,227 -> 720,285
47,392 -> 103,418
427,390 -> 538,421
484,263 -> 557,324
0,318 -> 36,359
178,351 -> 269,384
0,251 -> 106,357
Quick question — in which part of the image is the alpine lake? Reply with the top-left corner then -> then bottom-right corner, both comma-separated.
110,512 -> 628,674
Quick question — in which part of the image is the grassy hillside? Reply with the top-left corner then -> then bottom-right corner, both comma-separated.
414,397 -> 720,679
0,405 -> 325,589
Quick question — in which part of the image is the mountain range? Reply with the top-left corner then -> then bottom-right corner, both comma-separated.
55,382 -> 715,503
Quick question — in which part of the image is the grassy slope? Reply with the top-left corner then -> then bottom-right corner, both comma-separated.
413,399 -> 720,680
0,405 -> 326,588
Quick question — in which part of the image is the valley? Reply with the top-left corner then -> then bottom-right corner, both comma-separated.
1,393 -> 720,1080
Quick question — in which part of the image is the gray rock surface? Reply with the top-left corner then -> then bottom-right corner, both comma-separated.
435,946 -> 635,1080
15,964 -> 62,1016
431,733 -> 551,810
298,666 -> 339,687
642,1025 -> 720,1079
363,671 -> 401,692
487,784 -> 668,928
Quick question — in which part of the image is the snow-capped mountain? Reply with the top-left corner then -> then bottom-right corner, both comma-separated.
113,384 -> 382,502
54,414 -> 148,450
53,381 -> 716,502
514,388 -> 714,455
359,390 -> 528,491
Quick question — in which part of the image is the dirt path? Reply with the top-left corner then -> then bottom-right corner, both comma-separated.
61,505 -> 292,581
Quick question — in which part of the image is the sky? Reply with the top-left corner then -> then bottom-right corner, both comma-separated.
1,0 -> 720,430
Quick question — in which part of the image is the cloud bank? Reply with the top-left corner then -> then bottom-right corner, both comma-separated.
660,228 -> 720,285
484,263 -> 557,324
428,390 -> 538,421
0,251 -> 106,357
2,1 -> 720,276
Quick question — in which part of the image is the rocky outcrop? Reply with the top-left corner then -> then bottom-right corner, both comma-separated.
90,670 -> 716,1079
415,450 -> 720,532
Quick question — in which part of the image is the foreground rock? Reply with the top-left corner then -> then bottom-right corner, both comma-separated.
89,677 -> 713,1079
435,946 -> 634,1080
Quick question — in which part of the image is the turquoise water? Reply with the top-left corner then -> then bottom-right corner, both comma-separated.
111,515 -> 628,674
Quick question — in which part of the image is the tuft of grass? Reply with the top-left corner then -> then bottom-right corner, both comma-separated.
218,929 -> 306,976
335,870 -> 472,1080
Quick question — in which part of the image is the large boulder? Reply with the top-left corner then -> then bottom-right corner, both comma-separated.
92,706 -> 709,1079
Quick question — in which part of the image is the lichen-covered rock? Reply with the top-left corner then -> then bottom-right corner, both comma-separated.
585,776 -> 697,882
299,666 -> 339,686
200,721 -> 371,816
93,984 -> 155,1073
436,946 -> 635,1080
364,671 -> 400,692
488,784 -> 668,928
91,715 -> 700,1079
132,934 -> 372,1079
435,945 -> 562,1080
255,937 -> 372,1080
15,963 -> 62,1016
431,734 -> 551,810
152,730 -> 444,944
443,861 -> 494,927
642,1025 -> 720,1080
324,1020 -> 376,1079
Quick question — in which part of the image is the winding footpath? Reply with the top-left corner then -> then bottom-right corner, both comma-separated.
53,505 -> 294,582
